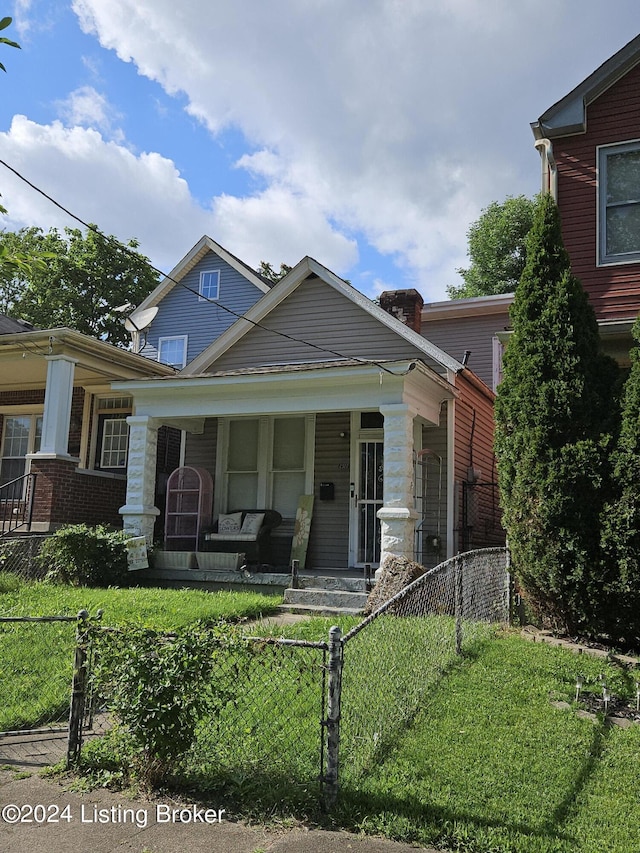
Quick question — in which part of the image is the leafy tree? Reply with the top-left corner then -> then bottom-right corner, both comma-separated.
494,193 -> 618,636
257,260 -> 292,283
2,226 -> 159,346
0,16 -> 20,73
449,195 -> 542,299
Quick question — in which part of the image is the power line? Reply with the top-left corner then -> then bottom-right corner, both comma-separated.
0,158 -> 413,375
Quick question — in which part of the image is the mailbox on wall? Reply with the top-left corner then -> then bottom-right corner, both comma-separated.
319,482 -> 335,501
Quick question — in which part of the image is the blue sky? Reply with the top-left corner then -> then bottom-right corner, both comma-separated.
1,1 -> 640,303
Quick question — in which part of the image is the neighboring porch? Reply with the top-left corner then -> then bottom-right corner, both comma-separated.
116,359 -> 457,577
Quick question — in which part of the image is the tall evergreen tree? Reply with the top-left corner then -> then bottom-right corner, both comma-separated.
600,316 -> 640,645
494,193 -> 618,635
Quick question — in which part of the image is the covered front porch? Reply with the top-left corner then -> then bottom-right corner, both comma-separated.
116,359 -> 456,574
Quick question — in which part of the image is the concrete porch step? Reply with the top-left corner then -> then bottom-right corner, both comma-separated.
277,602 -> 365,618
296,573 -> 368,593
283,586 -> 368,612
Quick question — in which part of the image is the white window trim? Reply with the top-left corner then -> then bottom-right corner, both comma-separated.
158,335 -> 188,369
215,415 -> 315,519
492,335 -> 504,391
198,269 -> 221,302
89,395 -> 133,473
0,412 -> 43,486
597,139 -> 640,266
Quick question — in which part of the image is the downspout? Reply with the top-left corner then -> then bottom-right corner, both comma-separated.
534,137 -> 558,200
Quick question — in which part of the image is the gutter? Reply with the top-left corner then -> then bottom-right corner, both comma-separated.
533,136 -> 558,200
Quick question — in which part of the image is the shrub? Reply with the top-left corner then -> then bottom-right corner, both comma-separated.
36,524 -> 131,587
89,622 -> 251,785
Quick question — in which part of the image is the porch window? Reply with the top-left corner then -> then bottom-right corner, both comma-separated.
94,397 -> 132,473
599,141 -> 640,264
220,416 -> 313,517
0,414 -> 42,487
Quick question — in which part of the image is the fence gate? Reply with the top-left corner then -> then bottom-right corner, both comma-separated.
0,610 -> 101,768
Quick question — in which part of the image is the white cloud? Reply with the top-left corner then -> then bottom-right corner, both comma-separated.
0,115 -> 356,279
8,1 -> 640,300
69,0 -> 553,298
56,86 -> 123,140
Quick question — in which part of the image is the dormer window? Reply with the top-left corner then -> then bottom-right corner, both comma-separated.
199,270 -> 220,301
599,141 -> 640,264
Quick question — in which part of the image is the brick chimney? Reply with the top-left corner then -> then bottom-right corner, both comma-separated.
379,289 -> 424,334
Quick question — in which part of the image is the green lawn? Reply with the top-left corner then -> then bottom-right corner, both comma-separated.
6,576 -> 638,853
334,631 -> 640,853
203,617 -> 640,853
0,575 -> 280,730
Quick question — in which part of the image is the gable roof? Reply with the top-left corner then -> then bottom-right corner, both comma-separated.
0,314 -> 35,335
183,255 -> 463,376
532,33 -> 640,139
131,235 -> 273,320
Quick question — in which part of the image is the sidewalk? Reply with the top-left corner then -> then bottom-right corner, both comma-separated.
0,769 -> 430,853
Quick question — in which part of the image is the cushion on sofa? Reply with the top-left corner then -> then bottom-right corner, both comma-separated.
240,512 -> 265,535
217,511 -> 243,534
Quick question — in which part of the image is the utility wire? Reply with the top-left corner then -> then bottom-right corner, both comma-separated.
0,158 -> 418,375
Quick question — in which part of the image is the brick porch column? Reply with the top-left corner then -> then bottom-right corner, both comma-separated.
377,403 -> 418,576
119,415 -> 160,544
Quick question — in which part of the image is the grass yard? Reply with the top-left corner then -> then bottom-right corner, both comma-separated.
176,615 -> 640,853
334,631 -> 640,853
0,573 -> 280,730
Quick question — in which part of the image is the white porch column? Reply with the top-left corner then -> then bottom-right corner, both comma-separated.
377,403 -> 418,575
36,355 -> 78,459
119,415 -> 160,543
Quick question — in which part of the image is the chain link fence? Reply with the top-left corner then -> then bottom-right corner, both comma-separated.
0,548 -> 510,808
0,535 -> 49,580
0,614 -> 79,735
82,625 -> 329,804
339,548 -> 510,790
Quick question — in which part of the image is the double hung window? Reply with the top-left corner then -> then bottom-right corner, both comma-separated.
0,414 -> 42,486
599,141 -> 640,264
221,416 -> 312,518
158,336 -> 188,369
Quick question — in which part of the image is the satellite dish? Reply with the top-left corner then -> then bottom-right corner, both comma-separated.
124,307 -> 158,332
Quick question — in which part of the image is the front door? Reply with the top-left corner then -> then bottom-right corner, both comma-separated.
354,439 -> 383,566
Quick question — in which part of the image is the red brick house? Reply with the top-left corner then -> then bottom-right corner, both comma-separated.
0,322 -> 177,535
531,32 -> 640,367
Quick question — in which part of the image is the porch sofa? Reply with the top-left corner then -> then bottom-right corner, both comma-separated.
199,509 -> 282,566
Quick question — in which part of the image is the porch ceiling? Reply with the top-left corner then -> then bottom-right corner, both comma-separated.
0,328 -> 175,392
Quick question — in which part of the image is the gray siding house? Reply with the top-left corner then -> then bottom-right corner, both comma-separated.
116,255 -> 499,572
128,235 -> 272,368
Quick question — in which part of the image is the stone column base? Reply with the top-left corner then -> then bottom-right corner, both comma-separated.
376,505 -> 419,579
120,505 -> 160,545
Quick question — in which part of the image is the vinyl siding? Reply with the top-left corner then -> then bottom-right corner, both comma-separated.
183,419 -> 218,517
420,407 -> 448,569
453,369 -> 504,551
420,310 -> 511,390
141,251 -> 267,366
207,276 -> 445,373
307,412 -> 351,569
555,62 -> 640,321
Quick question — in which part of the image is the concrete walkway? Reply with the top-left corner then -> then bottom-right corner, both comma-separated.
0,770 -> 432,853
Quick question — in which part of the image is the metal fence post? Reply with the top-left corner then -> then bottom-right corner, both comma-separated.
455,556 -> 463,655
67,609 -> 90,767
291,558 -> 299,589
324,625 -> 343,810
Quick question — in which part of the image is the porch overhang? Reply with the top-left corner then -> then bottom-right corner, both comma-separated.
113,358 -> 456,427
